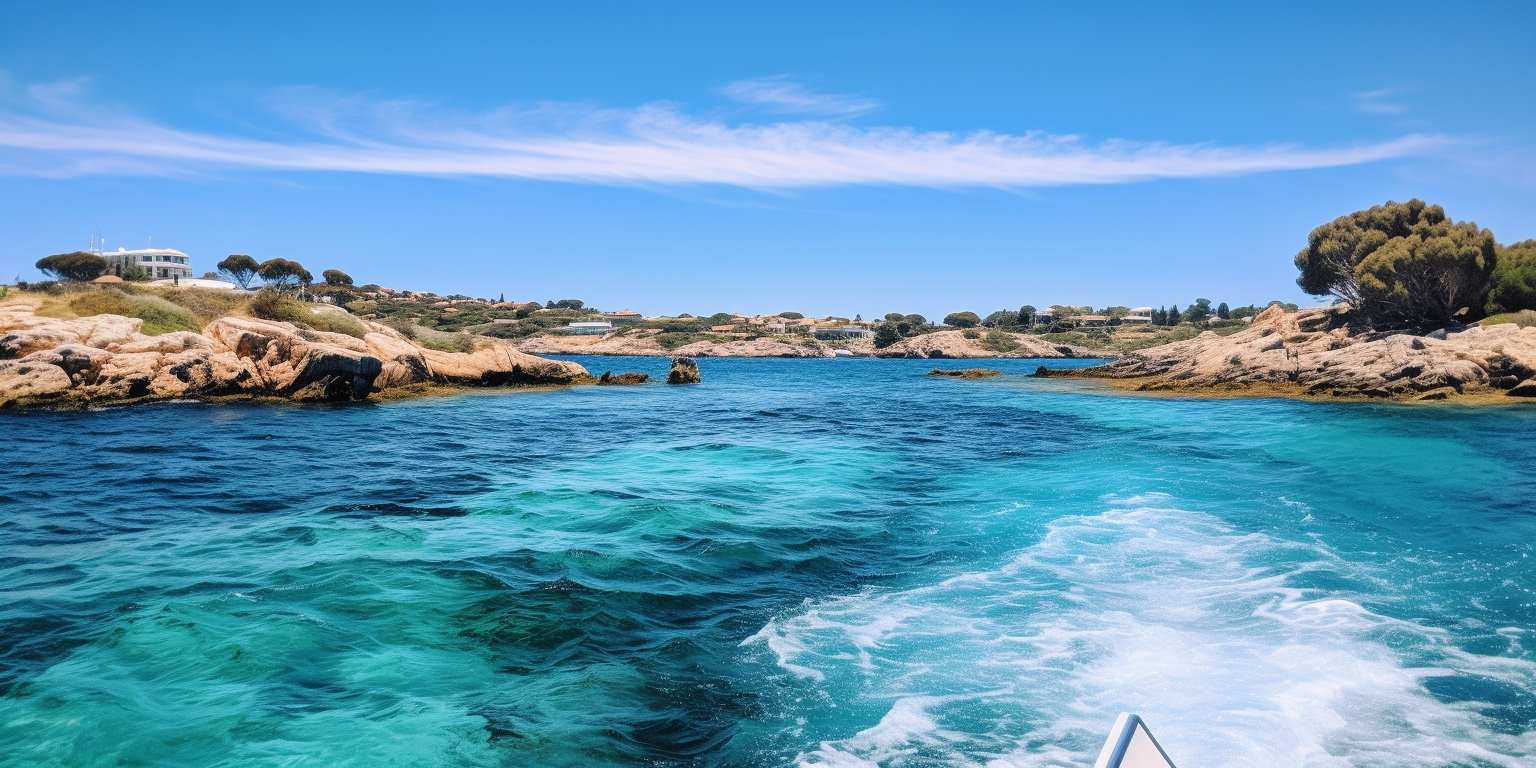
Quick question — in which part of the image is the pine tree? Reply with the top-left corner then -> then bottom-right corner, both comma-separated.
1167,304 -> 1181,325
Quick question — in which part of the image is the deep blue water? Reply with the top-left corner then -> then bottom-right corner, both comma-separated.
1,356 -> 1534,767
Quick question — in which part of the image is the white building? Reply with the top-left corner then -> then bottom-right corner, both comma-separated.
563,321 -> 614,335
1122,307 -> 1155,324
100,248 -> 193,281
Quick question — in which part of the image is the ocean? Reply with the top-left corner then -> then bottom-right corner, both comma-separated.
1,356 -> 1533,767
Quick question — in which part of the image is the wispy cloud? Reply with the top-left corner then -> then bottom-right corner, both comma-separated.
1352,87 -> 1409,115
719,76 -> 880,117
0,78 -> 1444,189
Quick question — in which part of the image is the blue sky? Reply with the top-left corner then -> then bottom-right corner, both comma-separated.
1,2 -> 1532,318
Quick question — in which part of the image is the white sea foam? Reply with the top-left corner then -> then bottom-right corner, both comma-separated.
746,493 -> 1536,767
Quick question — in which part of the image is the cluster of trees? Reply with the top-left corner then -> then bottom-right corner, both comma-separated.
216,255 -> 357,293
1295,199 -> 1534,327
1143,299 -> 1233,325
873,312 -> 930,348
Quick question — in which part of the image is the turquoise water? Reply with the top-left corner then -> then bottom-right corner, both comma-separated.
1,356 -> 1534,767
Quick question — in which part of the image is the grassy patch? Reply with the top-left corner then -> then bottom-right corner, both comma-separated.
1481,310 -> 1536,328
248,289 -> 368,338
415,331 -> 477,353
68,290 -> 200,335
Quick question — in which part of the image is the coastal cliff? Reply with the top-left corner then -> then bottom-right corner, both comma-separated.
0,298 -> 589,408
1040,304 -> 1536,402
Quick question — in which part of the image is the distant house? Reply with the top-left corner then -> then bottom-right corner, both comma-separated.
99,247 -> 193,281
709,324 -> 738,333
604,309 -> 643,323
563,321 -> 613,335
813,326 -> 873,340
1071,314 -> 1111,327
1122,307 -> 1154,324
1033,308 -> 1058,324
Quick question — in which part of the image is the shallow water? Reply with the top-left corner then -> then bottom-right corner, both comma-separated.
1,356 -> 1533,767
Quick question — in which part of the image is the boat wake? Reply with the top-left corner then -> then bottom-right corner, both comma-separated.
745,493 -> 1536,767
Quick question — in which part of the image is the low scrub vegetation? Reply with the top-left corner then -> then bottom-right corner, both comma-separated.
248,289 -> 368,338
67,290 -> 201,335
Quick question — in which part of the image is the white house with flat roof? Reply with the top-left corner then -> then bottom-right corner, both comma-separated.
99,248 -> 193,281
563,321 -> 614,335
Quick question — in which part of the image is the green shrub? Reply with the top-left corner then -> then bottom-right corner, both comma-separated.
980,329 -> 1019,353
69,289 -> 200,335
944,311 -> 981,328
247,289 -> 367,338
248,289 -> 311,324
1488,240 -> 1536,314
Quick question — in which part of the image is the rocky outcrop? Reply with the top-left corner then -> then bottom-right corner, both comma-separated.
877,330 -> 1091,359
929,368 -> 1001,378
667,357 -> 701,384
0,298 -> 590,409
597,371 -> 649,385
1043,304 -> 1536,401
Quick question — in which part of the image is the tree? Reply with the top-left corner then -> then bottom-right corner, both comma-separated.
983,310 -> 1019,327
1151,307 -> 1165,325
322,269 -> 354,287
1018,305 -> 1036,326
1295,199 -> 1497,326
218,254 -> 261,288
35,251 -> 107,281
257,258 -> 312,291
1216,302 -> 1230,319
884,312 -> 904,322
902,313 -> 927,328
943,311 -> 980,328
1185,298 -> 1212,323
1166,304 -> 1180,325
873,323 -> 901,349
1487,240 -> 1536,314
122,264 -> 149,282
779,311 -> 804,319
553,299 -> 584,310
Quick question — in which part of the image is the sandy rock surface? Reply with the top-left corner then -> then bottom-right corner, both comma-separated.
1047,304 -> 1536,401
0,298 -> 590,408
876,330 -> 1091,359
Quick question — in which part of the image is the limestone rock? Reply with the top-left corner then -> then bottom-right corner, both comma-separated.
667,357 -> 701,384
1052,305 -> 1536,401
0,298 -> 591,408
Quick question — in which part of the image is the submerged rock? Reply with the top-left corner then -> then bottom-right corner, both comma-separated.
928,368 -> 1001,379
667,357 -> 701,384
597,371 -> 650,385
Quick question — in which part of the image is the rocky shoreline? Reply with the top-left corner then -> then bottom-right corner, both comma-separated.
1037,304 -> 1536,402
0,298 -> 590,409
515,328 -> 1095,359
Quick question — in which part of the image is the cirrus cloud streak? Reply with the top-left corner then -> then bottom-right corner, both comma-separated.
0,80 -> 1445,189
